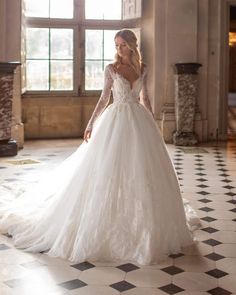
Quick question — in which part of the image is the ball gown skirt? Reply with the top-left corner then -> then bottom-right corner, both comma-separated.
0,68 -> 200,265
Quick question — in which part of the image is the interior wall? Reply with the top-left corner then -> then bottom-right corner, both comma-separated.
0,1 -> 6,61
141,0 -> 155,115
206,0 -> 222,140
228,9 -> 236,136
196,0 -> 209,140
146,0 -> 230,142
218,0 -> 236,140
151,0 -> 208,142
0,0 -> 24,147
22,96 -> 97,139
22,1 -> 156,140
0,0 -> 95,140
208,0 -> 236,141
0,0 -> 232,142
5,1 -> 21,62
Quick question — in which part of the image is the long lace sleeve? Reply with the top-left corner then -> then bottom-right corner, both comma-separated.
85,65 -> 114,131
140,66 -> 154,114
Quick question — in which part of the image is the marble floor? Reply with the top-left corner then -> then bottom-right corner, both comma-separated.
0,139 -> 236,295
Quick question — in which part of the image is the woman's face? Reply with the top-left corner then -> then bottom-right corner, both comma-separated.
115,36 -> 131,58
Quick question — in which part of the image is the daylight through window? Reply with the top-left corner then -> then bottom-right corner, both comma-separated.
23,0 -> 141,93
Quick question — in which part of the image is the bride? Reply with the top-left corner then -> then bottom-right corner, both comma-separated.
0,29 -> 200,265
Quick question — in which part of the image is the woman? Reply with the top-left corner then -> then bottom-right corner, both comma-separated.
0,29 -> 199,265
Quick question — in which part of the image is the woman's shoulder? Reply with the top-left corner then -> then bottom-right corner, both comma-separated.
105,63 -> 118,77
105,63 -> 116,73
107,62 -> 119,71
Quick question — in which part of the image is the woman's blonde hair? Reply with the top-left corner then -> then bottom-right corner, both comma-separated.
114,29 -> 142,76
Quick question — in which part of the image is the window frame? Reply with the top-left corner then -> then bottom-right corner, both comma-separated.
22,0 -> 141,97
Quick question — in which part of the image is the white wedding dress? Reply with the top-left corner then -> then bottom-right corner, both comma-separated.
0,64 -> 200,265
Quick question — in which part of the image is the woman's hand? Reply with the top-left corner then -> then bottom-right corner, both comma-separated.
83,129 -> 92,142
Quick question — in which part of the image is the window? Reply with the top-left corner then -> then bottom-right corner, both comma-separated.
85,30 -> 118,90
85,0 -> 122,20
26,28 -> 73,90
23,0 -> 142,94
25,0 -> 74,19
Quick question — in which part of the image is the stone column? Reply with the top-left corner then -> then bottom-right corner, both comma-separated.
0,61 -> 21,156
173,62 -> 202,146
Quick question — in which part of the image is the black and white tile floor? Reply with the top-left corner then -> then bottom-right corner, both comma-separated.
0,139 -> 236,295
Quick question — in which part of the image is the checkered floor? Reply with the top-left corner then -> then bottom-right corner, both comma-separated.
0,139 -> 236,295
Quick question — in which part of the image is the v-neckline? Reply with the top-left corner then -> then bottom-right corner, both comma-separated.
116,72 -> 140,90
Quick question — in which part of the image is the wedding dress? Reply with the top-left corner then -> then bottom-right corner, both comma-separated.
0,64 -> 200,265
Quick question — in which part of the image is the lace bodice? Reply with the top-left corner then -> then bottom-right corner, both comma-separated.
85,64 -> 153,131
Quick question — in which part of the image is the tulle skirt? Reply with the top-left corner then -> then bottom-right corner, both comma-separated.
0,101 -> 199,265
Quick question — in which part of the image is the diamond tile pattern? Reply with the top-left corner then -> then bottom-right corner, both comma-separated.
197,191 -> 210,195
201,216 -> 217,222
201,227 -> 219,233
59,279 -> 87,290
225,192 -> 236,196
205,253 -> 225,261
117,263 -> 140,272
110,280 -> 136,292
0,139 -> 235,294
207,287 -> 232,295
206,268 -> 228,278
230,208 -> 236,213
198,198 -> 212,203
223,185 -> 234,189
199,206 -> 214,212
161,266 -> 184,275
4,278 -> 28,288
202,239 -> 222,246
197,183 -> 208,187
159,283 -> 185,294
169,253 -> 184,259
0,244 -> 10,250
227,199 -> 236,204
71,261 -> 95,271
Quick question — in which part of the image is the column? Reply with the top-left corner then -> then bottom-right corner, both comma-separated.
173,62 -> 202,146
0,62 -> 21,156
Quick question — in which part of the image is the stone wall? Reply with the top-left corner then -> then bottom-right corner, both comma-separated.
0,74 -> 14,140
22,96 -> 95,139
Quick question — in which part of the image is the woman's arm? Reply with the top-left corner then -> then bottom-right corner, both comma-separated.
84,65 -> 113,140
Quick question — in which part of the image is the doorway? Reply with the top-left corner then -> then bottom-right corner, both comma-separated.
228,5 -> 236,138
